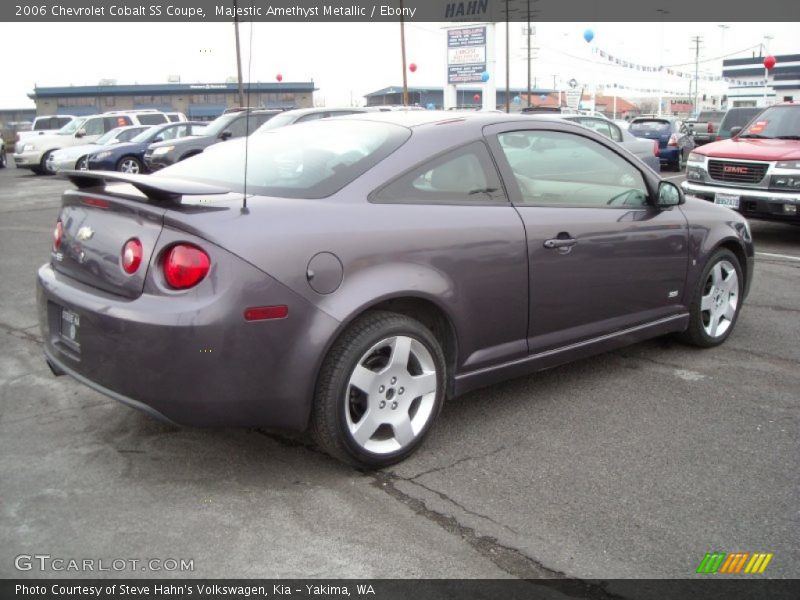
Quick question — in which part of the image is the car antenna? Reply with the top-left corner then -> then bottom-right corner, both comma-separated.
239,2 -> 255,214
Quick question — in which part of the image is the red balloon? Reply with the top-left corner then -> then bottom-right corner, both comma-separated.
276,74 -> 283,82
409,63 -> 417,73
473,94 -> 480,102
763,55 -> 776,70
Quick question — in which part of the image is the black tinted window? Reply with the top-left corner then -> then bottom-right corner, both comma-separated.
374,142 -> 506,205
137,113 -> 168,125
630,120 -> 671,133
721,109 -> 762,130
157,120 -> 411,199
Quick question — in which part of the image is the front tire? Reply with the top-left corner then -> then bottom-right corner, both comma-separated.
678,249 -> 743,347
0,148 -> 7,169
117,156 -> 142,174
76,156 -> 88,171
41,150 -> 56,175
311,311 -> 446,468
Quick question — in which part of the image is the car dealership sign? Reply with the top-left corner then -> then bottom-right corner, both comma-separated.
447,26 -> 487,84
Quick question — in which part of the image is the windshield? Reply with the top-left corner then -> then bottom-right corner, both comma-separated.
59,118 -> 86,135
630,119 -> 671,133
95,128 -> 125,145
156,120 -> 411,199
739,106 -> 800,139
202,113 -> 240,137
131,127 -> 161,144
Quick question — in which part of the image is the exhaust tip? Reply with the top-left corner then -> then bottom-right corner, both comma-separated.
46,359 -> 65,377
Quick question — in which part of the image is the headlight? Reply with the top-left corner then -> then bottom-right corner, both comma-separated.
152,146 -> 174,156
92,151 -> 112,160
776,160 -> 800,170
22,143 -> 35,152
687,152 -> 704,163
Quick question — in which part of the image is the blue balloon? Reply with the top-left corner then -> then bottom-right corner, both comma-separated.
539,94 -> 547,100
481,71 -> 490,82
512,95 -> 521,104
426,102 -> 436,110
583,29 -> 594,43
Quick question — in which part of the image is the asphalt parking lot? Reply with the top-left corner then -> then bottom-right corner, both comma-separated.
1,162 -> 798,585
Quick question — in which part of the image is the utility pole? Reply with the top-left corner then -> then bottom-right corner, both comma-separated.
505,0 -> 510,113
232,0 -> 245,108
690,35 -> 703,114
400,0 -> 409,106
763,35 -> 774,107
526,0 -> 531,105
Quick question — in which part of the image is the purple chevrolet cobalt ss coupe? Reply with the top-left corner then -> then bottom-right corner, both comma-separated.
38,112 -> 753,467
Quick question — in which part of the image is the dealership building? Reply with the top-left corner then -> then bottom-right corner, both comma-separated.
723,53 -> 800,107
364,85 -> 553,109
27,82 -> 316,120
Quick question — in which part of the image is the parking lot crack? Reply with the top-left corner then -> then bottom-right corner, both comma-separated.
0,321 -> 43,344
405,446 -> 507,480
370,472 -> 627,598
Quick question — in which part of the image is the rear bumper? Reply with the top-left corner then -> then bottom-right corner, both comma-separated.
36,253 -> 340,430
681,181 -> 800,223
659,147 -> 680,163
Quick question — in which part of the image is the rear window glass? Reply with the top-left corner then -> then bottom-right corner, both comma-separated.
137,113 -> 168,125
156,120 -> 411,199
721,109 -> 762,130
629,120 -> 671,132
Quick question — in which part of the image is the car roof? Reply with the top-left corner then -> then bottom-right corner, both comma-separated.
335,109 -> 563,130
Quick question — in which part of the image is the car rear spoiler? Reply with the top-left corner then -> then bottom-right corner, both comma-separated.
61,170 -> 229,203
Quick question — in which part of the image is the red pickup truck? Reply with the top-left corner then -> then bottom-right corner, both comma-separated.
681,103 -> 800,223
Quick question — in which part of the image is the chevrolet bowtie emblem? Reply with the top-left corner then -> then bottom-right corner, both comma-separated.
76,226 -> 94,241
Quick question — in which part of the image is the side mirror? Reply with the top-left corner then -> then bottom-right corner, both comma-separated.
75,129 -> 86,138
656,181 -> 684,208
219,130 -> 233,141
730,126 -> 743,137
153,136 -> 164,143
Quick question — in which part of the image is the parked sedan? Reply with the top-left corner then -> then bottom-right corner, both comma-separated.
534,114 -> 660,172
50,126 -> 151,173
629,117 -> 696,171
144,109 -> 280,171
40,112 -> 752,467
254,107 -> 374,132
86,121 -> 207,173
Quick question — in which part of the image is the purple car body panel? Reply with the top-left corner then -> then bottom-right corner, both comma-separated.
37,112 -> 754,429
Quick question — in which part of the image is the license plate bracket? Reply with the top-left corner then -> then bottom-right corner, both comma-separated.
714,192 -> 740,209
60,308 -> 81,351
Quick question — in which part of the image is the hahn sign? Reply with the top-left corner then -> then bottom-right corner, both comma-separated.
447,26 -> 487,84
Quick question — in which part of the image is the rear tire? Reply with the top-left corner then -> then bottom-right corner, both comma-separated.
76,156 -> 88,171
311,311 -> 446,468
678,248 -> 743,348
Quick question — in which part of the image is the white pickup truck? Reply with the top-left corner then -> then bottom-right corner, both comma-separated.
14,115 -> 78,153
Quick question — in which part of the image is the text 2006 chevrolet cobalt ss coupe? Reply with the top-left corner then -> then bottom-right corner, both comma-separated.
38,112 -> 753,467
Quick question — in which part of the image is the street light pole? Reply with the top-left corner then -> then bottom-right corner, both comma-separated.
400,0 -> 409,106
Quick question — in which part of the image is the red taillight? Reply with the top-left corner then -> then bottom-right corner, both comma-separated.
53,221 -> 63,252
163,244 -> 210,289
668,134 -> 678,147
716,135 -> 722,141
81,197 -> 110,209
244,306 -> 289,321
653,140 -> 660,157
707,122 -> 714,133
121,238 -> 143,274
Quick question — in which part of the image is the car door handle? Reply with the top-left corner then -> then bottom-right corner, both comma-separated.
543,237 -> 577,249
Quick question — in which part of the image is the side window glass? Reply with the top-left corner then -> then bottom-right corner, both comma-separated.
227,117 -> 249,137
497,130 -> 649,208
581,119 -> 612,140
374,142 -> 505,204
83,118 -> 104,136
118,129 -> 137,142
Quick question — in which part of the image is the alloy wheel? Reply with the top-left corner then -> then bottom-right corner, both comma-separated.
119,158 -> 141,174
344,335 -> 437,455
700,259 -> 739,338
